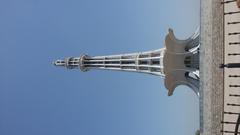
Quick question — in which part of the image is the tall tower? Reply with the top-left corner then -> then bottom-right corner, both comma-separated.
54,29 -> 200,96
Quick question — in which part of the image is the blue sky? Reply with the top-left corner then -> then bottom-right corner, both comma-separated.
0,0 -> 200,135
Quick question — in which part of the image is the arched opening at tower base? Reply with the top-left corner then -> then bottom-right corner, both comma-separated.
163,28 -> 200,97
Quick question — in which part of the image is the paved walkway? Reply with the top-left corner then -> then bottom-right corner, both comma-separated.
222,0 -> 240,134
200,0 -> 240,135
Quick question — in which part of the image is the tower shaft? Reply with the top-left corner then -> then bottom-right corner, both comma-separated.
54,48 -> 165,76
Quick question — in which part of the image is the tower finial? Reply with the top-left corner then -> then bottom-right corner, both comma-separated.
53,59 -> 66,67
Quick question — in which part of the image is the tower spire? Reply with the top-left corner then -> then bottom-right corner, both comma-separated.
54,48 -> 166,76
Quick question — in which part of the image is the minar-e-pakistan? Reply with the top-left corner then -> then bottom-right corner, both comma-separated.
54,28 -> 200,96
